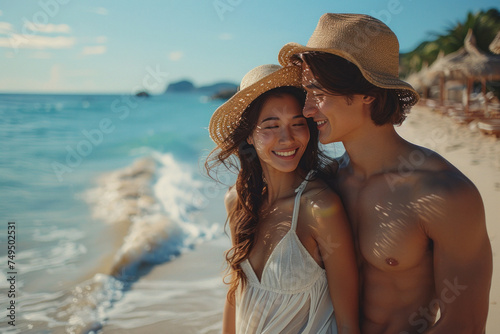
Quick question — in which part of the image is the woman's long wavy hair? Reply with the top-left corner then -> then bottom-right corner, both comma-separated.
205,86 -> 335,302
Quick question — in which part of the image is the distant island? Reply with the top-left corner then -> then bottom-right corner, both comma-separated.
210,88 -> 237,100
164,80 -> 238,100
135,91 -> 150,97
165,80 -> 195,93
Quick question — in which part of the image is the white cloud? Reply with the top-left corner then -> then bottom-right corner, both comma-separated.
0,35 -> 75,49
0,22 -> 14,34
169,51 -> 183,61
0,22 -> 74,50
82,45 -> 106,55
23,22 -> 71,34
218,33 -> 233,40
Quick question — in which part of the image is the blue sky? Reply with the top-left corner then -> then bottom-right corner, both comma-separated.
0,0 -> 498,94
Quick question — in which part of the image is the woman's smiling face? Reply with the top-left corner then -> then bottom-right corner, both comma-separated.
247,94 -> 310,174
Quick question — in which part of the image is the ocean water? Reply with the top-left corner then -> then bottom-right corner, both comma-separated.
0,92 -> 344,333
0,93 -> 233,333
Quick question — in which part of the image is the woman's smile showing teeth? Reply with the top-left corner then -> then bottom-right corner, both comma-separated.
273,149 -> 298,158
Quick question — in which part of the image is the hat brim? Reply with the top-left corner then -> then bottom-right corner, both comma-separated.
209,65 -> 303,149
279,42 -> 419,106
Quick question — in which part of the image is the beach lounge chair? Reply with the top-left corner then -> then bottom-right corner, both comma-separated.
477,119 -> 500,138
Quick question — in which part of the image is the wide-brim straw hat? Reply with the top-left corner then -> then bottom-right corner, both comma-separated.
278,13 -> 419,108
209,64 -> 302,148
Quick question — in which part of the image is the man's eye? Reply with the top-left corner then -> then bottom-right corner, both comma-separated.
264,126 -> 278,129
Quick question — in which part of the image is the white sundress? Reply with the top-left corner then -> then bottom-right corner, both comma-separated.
236,171 -> 337,334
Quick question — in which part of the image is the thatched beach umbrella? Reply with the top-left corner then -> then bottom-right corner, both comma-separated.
426,49 -> 468,105
405,62 -> 433,99
427,29 -> 500,111
457,30 -> 500,111
460,30 -> 500,80
428,49 -> 468,79
489,30 -> 500,54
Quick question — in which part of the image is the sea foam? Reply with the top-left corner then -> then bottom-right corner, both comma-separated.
23,152 -> 225,333
83,151 -> 220,280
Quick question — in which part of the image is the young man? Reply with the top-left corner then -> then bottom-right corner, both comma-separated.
279,13 -> 493,334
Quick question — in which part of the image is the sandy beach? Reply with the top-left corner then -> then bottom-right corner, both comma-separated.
396,105 -> 500,332
101,104 -> 500,333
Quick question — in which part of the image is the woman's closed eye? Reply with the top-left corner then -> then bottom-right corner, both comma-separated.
264,121 -> 306,129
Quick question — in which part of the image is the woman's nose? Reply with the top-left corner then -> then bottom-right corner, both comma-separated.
279,126 -> 293,143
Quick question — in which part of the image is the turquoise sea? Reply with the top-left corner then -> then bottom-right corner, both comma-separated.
0,92 -> 344,333
0,92 -> 236,333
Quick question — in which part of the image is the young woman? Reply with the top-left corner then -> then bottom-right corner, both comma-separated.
207,64 -> 359,334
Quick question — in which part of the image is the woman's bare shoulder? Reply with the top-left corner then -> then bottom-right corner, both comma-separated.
301,177 -> 350,239
303,178 -> 343,211
224,185 -> 237,213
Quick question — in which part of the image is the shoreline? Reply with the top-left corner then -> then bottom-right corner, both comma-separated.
101,236 -> 229,334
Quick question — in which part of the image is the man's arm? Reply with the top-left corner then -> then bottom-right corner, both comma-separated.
421,176 -> 492,333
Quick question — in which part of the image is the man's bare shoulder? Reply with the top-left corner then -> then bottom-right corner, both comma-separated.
382,144 -> 479,196
395,147 -> 485,234
408,146 -> 480,199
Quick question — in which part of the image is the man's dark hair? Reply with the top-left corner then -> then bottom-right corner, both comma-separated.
298,52 -> 408,126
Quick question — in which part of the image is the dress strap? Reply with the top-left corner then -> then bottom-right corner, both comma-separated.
291,170 -> 316,231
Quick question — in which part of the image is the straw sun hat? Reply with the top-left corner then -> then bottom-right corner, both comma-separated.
209,64 -> 302,148
279,13 -> 419,108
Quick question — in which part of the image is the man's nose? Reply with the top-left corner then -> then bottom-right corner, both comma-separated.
303,93 -> 318,118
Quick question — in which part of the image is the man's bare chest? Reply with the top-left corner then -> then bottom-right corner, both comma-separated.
339,176 -> 431,271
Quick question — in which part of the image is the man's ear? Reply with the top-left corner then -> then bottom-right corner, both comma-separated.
362,95 -> 375,104
247,136 -> 254,146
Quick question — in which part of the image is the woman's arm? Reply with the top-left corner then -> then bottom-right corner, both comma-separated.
222,291 -> 236,334
312,190 -> 360,334
222,186 -> 238,334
